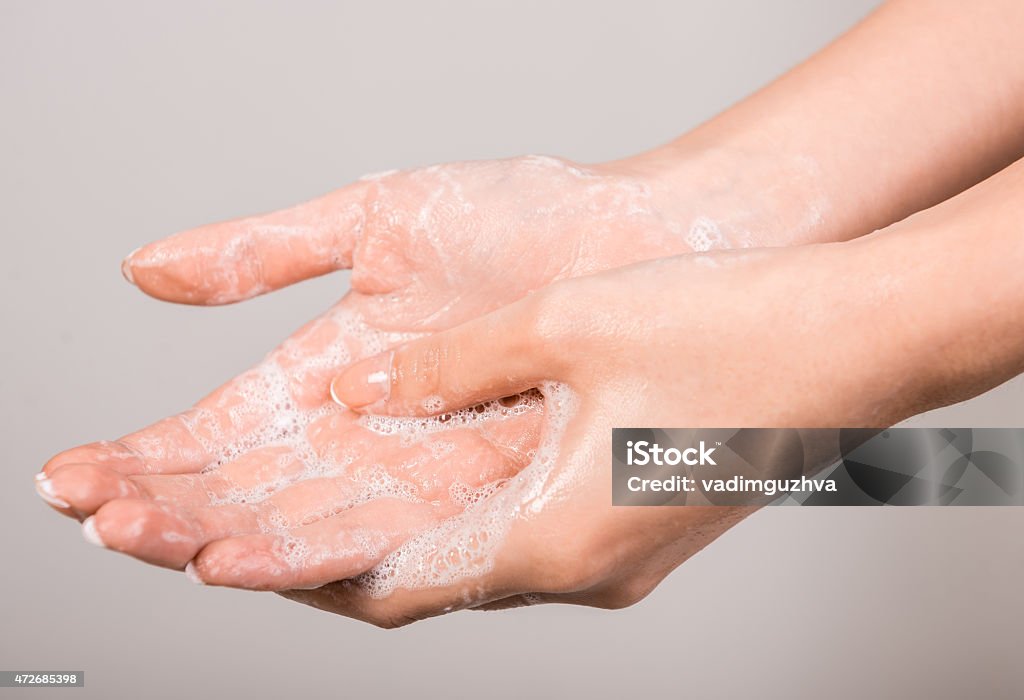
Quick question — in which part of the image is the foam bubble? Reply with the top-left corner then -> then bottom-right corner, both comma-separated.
685,216 -> 727,252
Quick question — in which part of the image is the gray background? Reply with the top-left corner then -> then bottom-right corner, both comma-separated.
3,1 -> 1023,698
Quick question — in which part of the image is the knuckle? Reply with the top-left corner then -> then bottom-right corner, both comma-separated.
235,229 -> 267,287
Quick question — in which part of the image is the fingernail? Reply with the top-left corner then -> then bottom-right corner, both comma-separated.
328,379 -> 347,409
185,561 -> 206,585
35,478 -> 70,509
81,517 -> 105,547
330,351 -> 392,410
121,246 -> 141,285
34,471 -> 48,482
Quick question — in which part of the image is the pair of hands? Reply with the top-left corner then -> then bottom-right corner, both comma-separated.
41,154 -> 796,625
37,148 -> 1008,625
42,132 -> 1005,624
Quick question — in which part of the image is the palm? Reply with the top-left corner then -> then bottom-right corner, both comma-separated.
42,156 -> 696,592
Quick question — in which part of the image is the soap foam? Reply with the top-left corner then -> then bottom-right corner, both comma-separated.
354,381 -> 577,597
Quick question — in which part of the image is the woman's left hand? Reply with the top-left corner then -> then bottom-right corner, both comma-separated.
289,237 -> 913,624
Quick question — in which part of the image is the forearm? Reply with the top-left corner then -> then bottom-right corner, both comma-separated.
803,158 -> 1024,427
619,0 -> 1024,249
864,162 -> 1024,420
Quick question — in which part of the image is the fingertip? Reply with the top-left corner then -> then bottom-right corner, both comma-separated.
42,441 -> 148,479
35,477 -> 70,510
123,239 -> 219,306
128,189 -> 368,306
328,376 -> 349,410
194,536 -> 289,590
184,561 -> 206,585
330,352 -> 393,414
36,463 -> 139,519
121,246 -> 141,285
81,516 -> 106,547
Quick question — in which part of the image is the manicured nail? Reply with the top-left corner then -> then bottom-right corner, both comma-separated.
329,380 -> 347,409
34,471 -> 48,482
185,561 -> 205,585
35,478 -> 70,509
81,517 -> 105,547
121,247 -> 141,285
330,352 -> 392,410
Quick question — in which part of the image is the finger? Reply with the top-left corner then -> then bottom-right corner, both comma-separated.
190,498 -> 438,590
89,469 -> 394,570
37,419 -> 213,519
122,409 -> 396,513
329,295 -> 560,417
36,414 -> 308,519
80,454 -> 360,569
43,439 -> 158,480
37,410 -> 233,517
42,339 -> 360,487
41,294 -> 387,488
130,445 -> 315,508
123,184 -> 368,305
54,414 -> 372,551
38,297 -> 382,519
35,463 -> 143,520
84,498 -> 260,569
81,417 -> 525,568
80,474 -> 361,570
43,413 -> 215,480
66,444 -> 310,519
36,385 -> 391,523
176,426 -> 519,583
42,371 -> 545,546
256,424 -> 523,524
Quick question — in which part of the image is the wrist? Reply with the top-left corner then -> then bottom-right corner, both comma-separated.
606,139 -> 840,250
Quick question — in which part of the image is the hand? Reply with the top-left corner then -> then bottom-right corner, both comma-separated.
324,149 -> 1024,623
38,153 -> 809,600
318,235 -> 931,622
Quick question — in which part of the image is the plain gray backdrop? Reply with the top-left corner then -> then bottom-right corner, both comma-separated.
4,1 -> 1023,698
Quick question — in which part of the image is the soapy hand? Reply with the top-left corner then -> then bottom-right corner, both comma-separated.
317,235 -> 936,622
38,155 -> 793,600
316,153 -> 1024,623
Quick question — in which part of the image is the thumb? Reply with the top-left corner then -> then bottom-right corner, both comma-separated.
330,295 -> 565,416
122,183 -> 368,305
